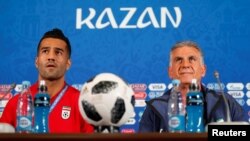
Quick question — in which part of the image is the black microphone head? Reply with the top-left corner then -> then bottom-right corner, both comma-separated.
214,70 -> 219,79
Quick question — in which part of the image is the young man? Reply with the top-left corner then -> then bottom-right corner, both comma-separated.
138,41 -> 246,132
0,28 -> 94,133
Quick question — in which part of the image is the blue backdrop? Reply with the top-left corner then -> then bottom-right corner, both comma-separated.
1,0 -> 250,133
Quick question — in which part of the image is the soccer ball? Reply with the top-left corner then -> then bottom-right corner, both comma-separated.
78,73 -> 135,127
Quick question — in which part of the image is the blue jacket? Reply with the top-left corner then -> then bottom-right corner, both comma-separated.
138,85 -> 246,132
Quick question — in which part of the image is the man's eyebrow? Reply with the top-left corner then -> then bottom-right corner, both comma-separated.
54,47 -> 64,52
40,46 -> 50,49
188,55 -> 198,59
39,47 -> 50,52
174,56 -> 183,60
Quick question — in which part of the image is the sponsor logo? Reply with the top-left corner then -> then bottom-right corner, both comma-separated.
168,83 -> 173,89
226,83 -> 244,90
138,111 -> 144,118
15,84 -> 23,92
0,84 -> 12,91
121,129 -> 135,133
247,99 -> 250,106
0,93 -> 12,100
0,85 -> 13,99
235,99 -> 245,106
148,91 -> 164,99
246,83 -> 250,90
72,84 -> 83,91
131,84 -> 147,92
134,91 -> 147,99
227,91 -> 244,98
0,100 -> 9,108
76,7 -> 182,29
135,99 -> 146,107
246,91 -> 250,98
131,112 -> 136,118
148,83 -> 166,91
206,83 -> 225,91
125,118 -> 136,125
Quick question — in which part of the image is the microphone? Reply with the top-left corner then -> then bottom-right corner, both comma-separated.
0,83 -> 16,101
207,71 -> 249,126
214,70 -> 231,122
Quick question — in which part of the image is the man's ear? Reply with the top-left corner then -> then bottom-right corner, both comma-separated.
168,66 -> 173,79
66,59 -> 71,70
201,65 -> 207,77
35,57 -> 38,68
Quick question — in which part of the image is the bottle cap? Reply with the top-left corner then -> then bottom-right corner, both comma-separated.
40,80 -> 46,86
191,79 -> 197,84
39,80 -> 47,92
22,80 -> 31,88
189,79 -> 199,91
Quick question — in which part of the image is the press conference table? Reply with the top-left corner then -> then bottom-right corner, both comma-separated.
0,132 -> 208,141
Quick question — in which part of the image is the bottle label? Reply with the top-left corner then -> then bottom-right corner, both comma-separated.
34,93 -> 50,107
187,92 -> 203,105
168,115 -> 185,132
17,116 -> 32,131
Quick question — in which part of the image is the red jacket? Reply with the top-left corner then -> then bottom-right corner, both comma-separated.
0,82 -> 94,133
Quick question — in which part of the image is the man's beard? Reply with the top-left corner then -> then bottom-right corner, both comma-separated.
40,69 -> 64,81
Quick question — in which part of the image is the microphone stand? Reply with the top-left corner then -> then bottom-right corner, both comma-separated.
214,71 -> 231,122
207,71 -> 249,126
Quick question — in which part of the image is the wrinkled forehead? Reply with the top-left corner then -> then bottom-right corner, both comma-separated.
171,46 -> 202,57
169,45 -> 204,66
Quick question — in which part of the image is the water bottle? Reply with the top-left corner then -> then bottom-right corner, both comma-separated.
168,79 -> 185,132
34,80 -> 50,133
186,79 -> 205,132
16,80 -> 33,133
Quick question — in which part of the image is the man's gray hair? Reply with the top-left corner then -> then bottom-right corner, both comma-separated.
169,41 -> 205,66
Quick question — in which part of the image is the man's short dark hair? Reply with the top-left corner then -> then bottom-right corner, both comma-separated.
37,28 -> 71,58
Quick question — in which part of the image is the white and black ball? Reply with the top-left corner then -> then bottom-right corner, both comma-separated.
78,73 -> 135,127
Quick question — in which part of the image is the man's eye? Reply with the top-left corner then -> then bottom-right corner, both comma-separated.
41,50 -> 48,54
175,58 -> 182,63
189,57 -> 196,62
55,50 -> 63,55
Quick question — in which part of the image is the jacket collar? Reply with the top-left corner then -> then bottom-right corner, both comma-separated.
202,85 -> 223,122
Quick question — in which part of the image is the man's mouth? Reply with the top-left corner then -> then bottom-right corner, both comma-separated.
179,72 -> 193,75
46,64 -> 56,68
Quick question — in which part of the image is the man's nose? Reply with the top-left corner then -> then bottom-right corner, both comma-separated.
181,59 -> 190,67
47,51 -> 55,61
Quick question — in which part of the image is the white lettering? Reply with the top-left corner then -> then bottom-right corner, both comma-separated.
212,129 -> 218,136
120,8 -> 137,28
76,8 -> 95,29
76,7 -> 182,29
137,7 -> 160,28
96,8 -> 118,29
161,7 -> 182,28
212,129 -> 247,136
